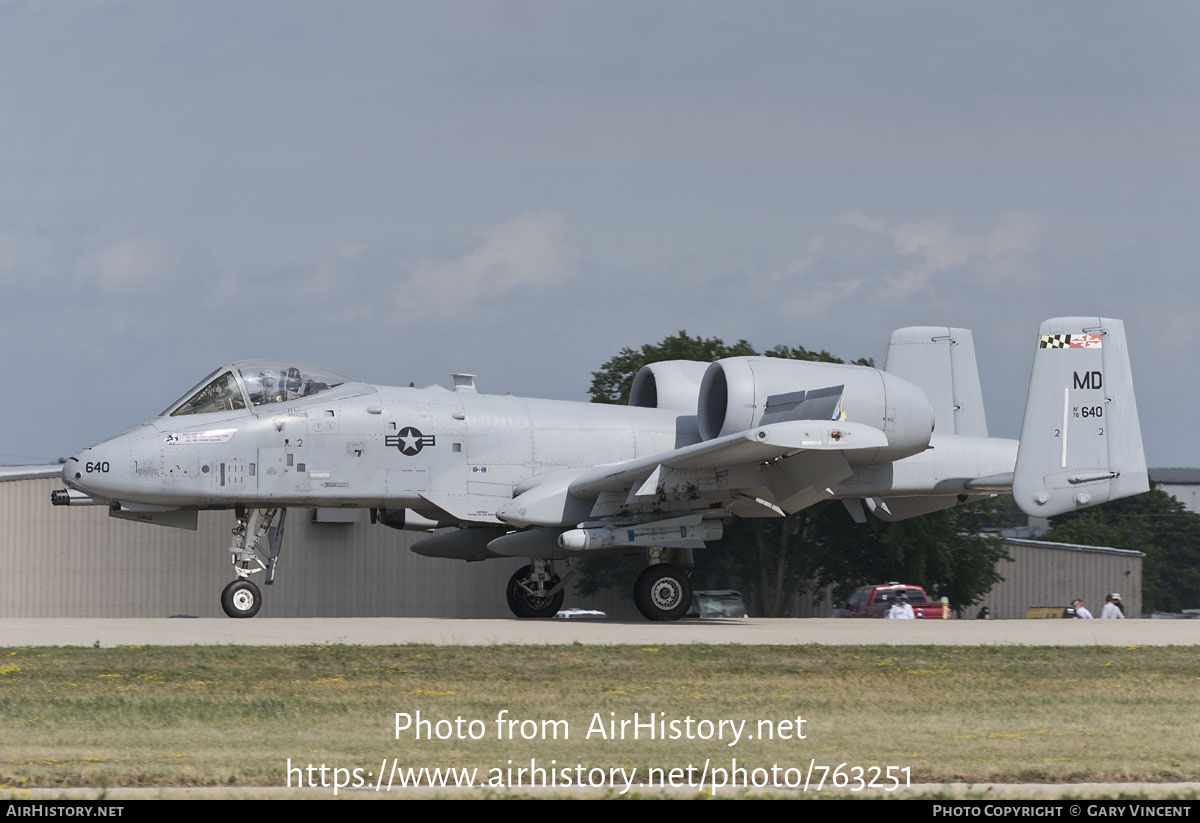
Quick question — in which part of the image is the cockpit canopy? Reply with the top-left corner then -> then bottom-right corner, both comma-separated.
163,361 -> 357,417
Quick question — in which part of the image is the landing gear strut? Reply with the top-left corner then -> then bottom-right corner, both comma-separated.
506,559 -> 565,618
222,507 -> 287,618
633,550 -> 694,621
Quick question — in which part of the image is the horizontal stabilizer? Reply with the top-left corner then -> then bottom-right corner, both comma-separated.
1013,317 -> 1148,517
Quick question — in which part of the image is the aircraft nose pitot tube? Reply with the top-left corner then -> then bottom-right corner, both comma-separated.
696,357 -> 933,462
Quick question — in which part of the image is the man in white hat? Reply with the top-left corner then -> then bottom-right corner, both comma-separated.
887,594 -> 916,619
1100,593 -> 1125,619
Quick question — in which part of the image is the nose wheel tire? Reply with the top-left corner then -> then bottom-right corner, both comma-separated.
506,564 -> 565,619
221,579 -> 262,618
633,563 -> 693,621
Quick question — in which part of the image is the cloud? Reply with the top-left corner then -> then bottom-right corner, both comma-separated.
883,213 -> 1041,296
781,211 -> 1043,315
74,239 -> 167,292
405,211 -> 575,310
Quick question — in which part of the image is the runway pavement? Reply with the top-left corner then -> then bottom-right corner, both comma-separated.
1,617 -> 1197,646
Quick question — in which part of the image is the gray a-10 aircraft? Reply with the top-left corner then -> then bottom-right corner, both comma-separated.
48,316 -> 1147,620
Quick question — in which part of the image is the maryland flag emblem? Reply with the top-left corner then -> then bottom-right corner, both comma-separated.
1069,333 -> 1103,349
1039,333 -> 1102,349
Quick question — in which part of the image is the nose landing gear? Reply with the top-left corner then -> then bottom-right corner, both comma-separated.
221,579 -> 261,618
222,507 -> 286,618
506,558 -> 566,618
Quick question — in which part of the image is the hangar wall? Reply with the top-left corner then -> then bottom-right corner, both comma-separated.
0,477 -> 640,619
1149,468 -> 1200,514
985,538 -> 1142,619
2,476 -> 1142,619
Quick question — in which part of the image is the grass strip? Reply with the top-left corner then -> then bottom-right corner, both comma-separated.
0,643 -> 1196,788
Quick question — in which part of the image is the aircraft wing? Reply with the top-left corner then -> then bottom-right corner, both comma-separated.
0,464 -> 62,482
497,420 -> 888,527
569,420 -> 887,497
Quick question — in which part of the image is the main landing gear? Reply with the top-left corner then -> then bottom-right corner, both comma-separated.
504,549 -> 694,621
222,507 -> 287,618
633,556 -> 694,622
506,558 -> 566,618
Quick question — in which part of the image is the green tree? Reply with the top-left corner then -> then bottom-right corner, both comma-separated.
577,331 -> 1008,616
1040,489 -> 1200,613
588,332 -> 756,405
685,497 -> 1007,616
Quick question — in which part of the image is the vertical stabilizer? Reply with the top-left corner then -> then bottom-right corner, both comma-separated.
885,326 -> 988,436
1013,317 -> 1148,517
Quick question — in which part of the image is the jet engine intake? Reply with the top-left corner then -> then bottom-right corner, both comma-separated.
629,360 -> 711,413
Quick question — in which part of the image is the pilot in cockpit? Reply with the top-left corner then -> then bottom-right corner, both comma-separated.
251,369 -> 279,406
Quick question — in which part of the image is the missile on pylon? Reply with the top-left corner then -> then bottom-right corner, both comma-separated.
557,515 -> 723,550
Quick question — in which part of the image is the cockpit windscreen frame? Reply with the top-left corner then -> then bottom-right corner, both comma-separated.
159,361 -> 357,418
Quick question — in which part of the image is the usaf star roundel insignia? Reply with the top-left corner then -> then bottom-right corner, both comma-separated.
386,426 -> 436,456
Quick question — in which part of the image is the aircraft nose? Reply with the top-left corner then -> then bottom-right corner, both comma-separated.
72,447 -> 113,490
64,434 -> 134,493
63,450 -> 88,486
63,424 -> 165,496
56,444 -> 126,507
65,448 -> 105,487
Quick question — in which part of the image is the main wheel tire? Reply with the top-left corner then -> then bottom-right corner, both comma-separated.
506,564 -> 565,619
633,563 -> 693,621
221,579 -> 262,618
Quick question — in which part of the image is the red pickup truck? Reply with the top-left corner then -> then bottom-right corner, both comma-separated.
832,583 -> 949,619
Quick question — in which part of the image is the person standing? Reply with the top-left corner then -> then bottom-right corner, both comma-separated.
1101,594 -> 1125,619
887,594 -> 915,619
1069,598 -> 1094,619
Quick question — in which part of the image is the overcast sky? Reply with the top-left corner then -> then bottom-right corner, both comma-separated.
1,1 -> 1196,467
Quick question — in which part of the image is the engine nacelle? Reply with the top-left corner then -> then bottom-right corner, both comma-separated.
697,358 -> 933,462
629,360 -> 710,413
